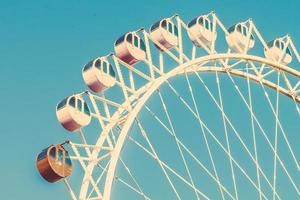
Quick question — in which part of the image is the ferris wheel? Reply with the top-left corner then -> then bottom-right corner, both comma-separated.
36,12 -> 300,200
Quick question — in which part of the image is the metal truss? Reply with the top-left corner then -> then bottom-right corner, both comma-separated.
59,12 -> 300,200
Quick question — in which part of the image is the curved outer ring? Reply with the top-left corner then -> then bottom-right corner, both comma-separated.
80,53 -> 300,200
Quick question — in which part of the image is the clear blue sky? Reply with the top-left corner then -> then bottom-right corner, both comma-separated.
0,0 -> 299,199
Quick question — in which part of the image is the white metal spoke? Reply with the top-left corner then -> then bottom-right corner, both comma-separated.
119,158 -> 149,200
222,68 -> 300,196
166,75 -> 282,200
87,161 -> 110,199
143,104 -> 267,200
157,90 -> 201,200
115,176 -> 151,200
88,157 -> 151,200
245,64 -> 262,200
128,125 -> 213,200
183,73 -> 226,200
265,71 -> 300,167
258,78 -> 300,196
248,63 -> 300,173
135,118 -> 183,200
290,89 -> 300,116
111,129 -> 149,200
213,71 -> 239,200
272,71 -> 280,200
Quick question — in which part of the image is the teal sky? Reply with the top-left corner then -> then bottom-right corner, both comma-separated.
1,0 -> 300,199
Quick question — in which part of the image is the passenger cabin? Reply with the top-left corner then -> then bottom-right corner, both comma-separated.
56,95 -> 91,131
264,39 -> 292,65
187,15 -> 217,48
226,23 -> 255,53
82,57 -> 116,93
36,144 -> 72,183
114,32 -> 146,65
150,18 -> 178,50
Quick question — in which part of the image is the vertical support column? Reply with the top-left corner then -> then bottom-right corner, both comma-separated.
192,46 -> 197,60
143,30 -> 155,80
278,35 -> 290,63
113,55 -> 131,110
211,12 -> 217,54
102,94 -> 116,147
244,19 -> 254,54
159,51 -> 164,72
129,70 -> 136,91
176,15 -> 184,64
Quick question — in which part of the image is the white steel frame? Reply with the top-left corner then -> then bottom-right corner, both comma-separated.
57,13 -> 300,200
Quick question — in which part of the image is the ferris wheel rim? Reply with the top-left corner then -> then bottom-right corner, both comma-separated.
78,53 -> 300,200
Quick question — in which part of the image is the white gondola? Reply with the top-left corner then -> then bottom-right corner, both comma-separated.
150,18 -> 178,50
114,32 -> 146,65
56,95 -> 91,132
264,39 -> 292,65
187,15 -> 217,48
82,57 -> 116,93
226,23 -> 255,53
